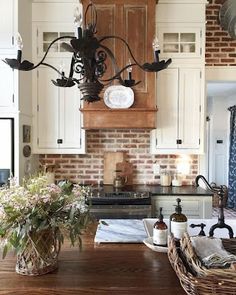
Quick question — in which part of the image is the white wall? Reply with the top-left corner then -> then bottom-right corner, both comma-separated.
207,94 -> 236,186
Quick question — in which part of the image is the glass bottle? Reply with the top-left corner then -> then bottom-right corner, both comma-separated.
153,207 -> 168,247
170,198 -> 187,240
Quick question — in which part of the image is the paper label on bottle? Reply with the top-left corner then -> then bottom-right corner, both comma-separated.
153,228 -> 168,246
171,221 -> 187,240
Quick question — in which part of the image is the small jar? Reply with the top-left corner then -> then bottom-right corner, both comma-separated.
160,171 -> 171,186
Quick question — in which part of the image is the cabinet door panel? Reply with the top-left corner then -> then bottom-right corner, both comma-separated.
0,61 -> 14,109
0,0 -> 14,49
37,67 -> 59,149
155,68 -> 178,149
59,86 -> 82,149
179,68 -> 201,149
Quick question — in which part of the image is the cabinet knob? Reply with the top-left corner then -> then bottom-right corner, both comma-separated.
57,139 -> 63,144
176,139 -> 182,144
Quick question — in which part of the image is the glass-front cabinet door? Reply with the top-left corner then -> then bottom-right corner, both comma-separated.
157,27 -> 202,58
33,23 -> 74,58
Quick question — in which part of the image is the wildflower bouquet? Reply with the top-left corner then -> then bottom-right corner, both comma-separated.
0,174 -> 91,275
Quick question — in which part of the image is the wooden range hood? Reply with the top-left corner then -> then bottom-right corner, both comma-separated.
81,0 -> 157,130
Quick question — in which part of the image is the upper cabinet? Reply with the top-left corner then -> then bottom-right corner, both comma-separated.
32,23 -> 74,58
151,0 -> 207,155
32,1 -> 86,154
157,27 -> 203,59
0,0 -> 15,52
81,0 -> 157,129
0,57 -> 16,112
151,66 -> 204,153
0,1 -> 17,113
33,62 -> 85,154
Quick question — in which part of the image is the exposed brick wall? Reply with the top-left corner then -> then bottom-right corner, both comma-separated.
206,0 -> 236,66
40,130 -> 198,185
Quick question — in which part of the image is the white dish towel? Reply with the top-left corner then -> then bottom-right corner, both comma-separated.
190,236 -> 236,268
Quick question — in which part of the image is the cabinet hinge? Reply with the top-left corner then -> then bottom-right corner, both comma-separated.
12,94 -> 14,103
37,138 -> 39,145
37,104 -> 39,112
200,48 -> 202,56
156,138 -> 158,147
200,30 -> 202,38
199,105 -> 201,112
199,139 -> 201,145
80,138 -> 82,146
200,71 -> 202,79
12,36 -> 14,46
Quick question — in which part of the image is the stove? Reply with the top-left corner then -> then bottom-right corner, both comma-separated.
87,188 -> 152,219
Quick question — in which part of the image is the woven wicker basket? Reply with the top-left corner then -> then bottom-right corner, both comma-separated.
168,233 -> 236,295
15,228 -> 61,276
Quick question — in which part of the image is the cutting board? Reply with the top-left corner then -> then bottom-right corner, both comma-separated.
103,152 -> 126,184
116,161 -> 133,185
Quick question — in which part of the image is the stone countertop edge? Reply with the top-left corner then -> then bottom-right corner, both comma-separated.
148,185 -> 213,196
92,185 -> 213,196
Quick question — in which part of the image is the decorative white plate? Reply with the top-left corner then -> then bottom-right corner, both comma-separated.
143,237 -> 168,253
104,85 -> 134,109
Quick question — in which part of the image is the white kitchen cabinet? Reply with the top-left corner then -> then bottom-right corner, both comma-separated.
157,26 -> 203,59
152,195 -> 212,219
0,58 -> 16,112
33,63 -> 85,154
32,1 -> 85,154
32,23 -> 74,59
151,66 -> 204,153
0,0 -> 15,51
151,0 -> 207,154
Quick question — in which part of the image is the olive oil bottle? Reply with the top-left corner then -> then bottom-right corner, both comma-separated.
170,198 -> 187,240
153,207 -> 168,246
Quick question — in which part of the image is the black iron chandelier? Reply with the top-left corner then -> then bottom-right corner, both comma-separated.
3,1 -> 172,103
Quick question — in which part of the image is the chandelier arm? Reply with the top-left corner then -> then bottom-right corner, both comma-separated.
99,62 -> 137,83
98,44 -> 124,84
99,35 -> 144,70
29,35 -> 75,71
41,62 -> 63,75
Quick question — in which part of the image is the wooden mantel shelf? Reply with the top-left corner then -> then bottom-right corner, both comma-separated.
81,108 -> 157,129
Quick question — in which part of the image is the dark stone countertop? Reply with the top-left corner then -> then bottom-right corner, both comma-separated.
91,184 -> 213,196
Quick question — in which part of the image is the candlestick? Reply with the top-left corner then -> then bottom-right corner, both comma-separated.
127,59 -> 132,80
16,33 -> 23,62
74,7 -> 83,39
152,37 -> 160,63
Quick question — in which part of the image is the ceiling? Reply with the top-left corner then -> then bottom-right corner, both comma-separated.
207,82 -> 236,97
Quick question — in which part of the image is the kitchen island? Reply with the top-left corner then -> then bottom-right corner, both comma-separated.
0,225 -> 186,295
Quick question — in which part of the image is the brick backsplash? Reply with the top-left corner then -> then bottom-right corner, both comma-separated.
206,0 -> 236,66
40,130 -> 198,185
41,2 -> 232,185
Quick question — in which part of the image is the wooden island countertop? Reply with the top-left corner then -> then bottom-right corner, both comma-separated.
0,226 -> 186,295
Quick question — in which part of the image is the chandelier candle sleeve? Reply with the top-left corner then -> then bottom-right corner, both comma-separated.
152,37 -> 160,63
127,59 -> 132,80
16,33 -> 23,62
74,7 -> 83,39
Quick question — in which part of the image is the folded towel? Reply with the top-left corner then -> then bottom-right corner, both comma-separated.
190,236 -> 236,268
